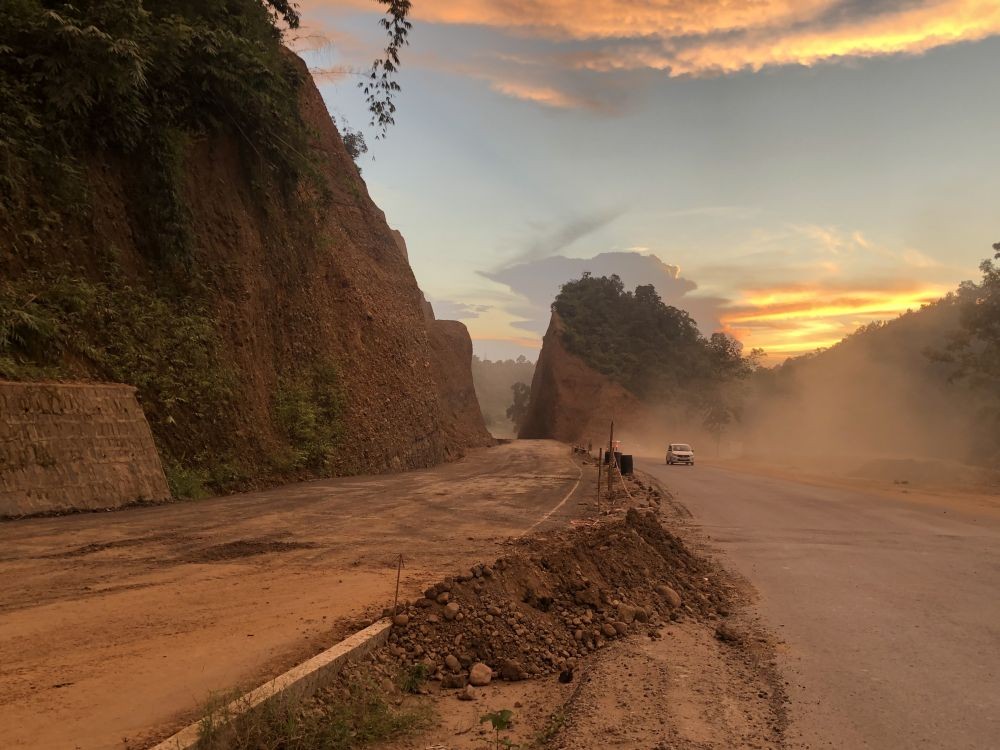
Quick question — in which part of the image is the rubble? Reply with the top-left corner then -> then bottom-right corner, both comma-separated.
384,508 -> 731,689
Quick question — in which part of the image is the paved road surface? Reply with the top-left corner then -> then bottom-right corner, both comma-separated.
640,458 -> 1000,750
0,440 -> 584,750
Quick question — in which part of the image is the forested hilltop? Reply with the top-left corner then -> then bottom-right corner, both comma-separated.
519,273 -> 760,446
0,0 -> 492,498
553,273 -> 759,408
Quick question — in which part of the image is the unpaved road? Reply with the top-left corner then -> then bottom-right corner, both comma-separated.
0,440 -> 584,750
641,458 -> 1000,749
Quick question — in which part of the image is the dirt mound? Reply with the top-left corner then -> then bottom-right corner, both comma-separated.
385,508 -> 730,685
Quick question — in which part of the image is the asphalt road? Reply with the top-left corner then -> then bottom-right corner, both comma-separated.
640,459 -> 1000,750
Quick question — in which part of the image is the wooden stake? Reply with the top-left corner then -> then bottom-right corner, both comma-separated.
393,554 -> 403,616
606,419 -> 615,504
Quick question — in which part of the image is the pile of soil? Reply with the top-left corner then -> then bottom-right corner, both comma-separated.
384,508 -> 731,689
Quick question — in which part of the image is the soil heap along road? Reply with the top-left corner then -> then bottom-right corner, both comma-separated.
0,440 -> 584,750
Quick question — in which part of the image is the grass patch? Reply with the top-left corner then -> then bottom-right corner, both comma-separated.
397,663 -> 430,695
532,708 -> 567,747
196,673 -> 431,750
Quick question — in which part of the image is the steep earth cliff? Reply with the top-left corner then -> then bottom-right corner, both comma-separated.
519,314 -> 642,446
0,51 -> 492,497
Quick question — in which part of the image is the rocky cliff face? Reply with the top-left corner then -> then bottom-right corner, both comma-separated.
519,314 -> 641,446
0,52 -> 492,494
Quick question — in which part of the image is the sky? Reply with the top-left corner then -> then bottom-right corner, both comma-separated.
294,1 -> 1000,361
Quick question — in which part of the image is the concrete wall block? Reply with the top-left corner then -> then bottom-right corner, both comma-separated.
0,382 -> 171,516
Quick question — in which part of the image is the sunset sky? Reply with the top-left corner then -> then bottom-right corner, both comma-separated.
295,1 -> 1000,360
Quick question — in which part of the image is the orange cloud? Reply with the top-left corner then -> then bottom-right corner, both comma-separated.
488,79 -> 589,108
406,0 -> 835,40
721,284 -> 948,357
316,0 -> 1000,84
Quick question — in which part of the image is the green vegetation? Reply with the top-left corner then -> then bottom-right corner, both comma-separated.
939,242 -> 1000,386
554,273 -> 761,405
506,381 -> 532,430
397,662 -> 430,694
196,674 -> 430,750
479,709 -> 519,750
471,355 -> 536,437
532,707 -> 567,747
0,269 -> 241,492
933,241 -> 1000,457
0,0 -> 316,259
273,359 -> 346,472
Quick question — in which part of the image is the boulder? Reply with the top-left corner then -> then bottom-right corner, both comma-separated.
469,662 -> 493,686
499,659 -> 527,681
655,584 -> 682,609
441,673 -> 467,689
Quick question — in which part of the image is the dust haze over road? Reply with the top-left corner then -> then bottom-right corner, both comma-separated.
641,457 -> 1000,749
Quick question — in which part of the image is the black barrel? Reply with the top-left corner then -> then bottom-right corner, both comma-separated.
619,454 -> 634,475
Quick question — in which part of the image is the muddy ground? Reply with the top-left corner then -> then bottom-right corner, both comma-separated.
0,441 -> 585,749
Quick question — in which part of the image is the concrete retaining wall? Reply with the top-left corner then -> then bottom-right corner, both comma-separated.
0,381 -> 170,516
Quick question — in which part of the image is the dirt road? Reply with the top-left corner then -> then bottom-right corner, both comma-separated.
640,458 -> 1000,749
0,441 -> 584,750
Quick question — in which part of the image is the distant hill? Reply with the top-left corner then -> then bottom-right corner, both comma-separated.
471,355 -> 535,438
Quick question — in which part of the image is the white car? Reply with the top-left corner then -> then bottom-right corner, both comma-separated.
666,443 -> 694,466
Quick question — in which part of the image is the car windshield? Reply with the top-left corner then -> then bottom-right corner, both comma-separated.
672,444 -> 691,451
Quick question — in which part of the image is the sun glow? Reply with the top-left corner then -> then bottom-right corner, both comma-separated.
722,285 -> 948,358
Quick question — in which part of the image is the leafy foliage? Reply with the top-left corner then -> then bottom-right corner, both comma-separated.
273,359 -> 346,472
471,355 -> 535,436
937,242 -> 1000,386
553,274 -> 760,406
0,0 -> 313,257
0,269 -> 240,490
361,0 -> 412,136
506,381 -> 532,429
479,709 -> 519,750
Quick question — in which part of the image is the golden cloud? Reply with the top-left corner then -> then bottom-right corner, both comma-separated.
406,0 -> 836,39
488,79 -> 589,108
320,0 -> 1000,82
721,284 -> 948,357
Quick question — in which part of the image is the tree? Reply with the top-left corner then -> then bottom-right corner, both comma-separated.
341,125 -> 368,162
506,381 -> 531,429
943,241 -> 1000,385
361,0 -> 412,136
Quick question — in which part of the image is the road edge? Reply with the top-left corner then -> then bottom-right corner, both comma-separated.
149,619 -> 392,750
